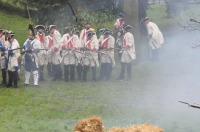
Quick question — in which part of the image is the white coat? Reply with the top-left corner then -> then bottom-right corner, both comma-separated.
100,35 -> 115,66
83,36 -> 99,67
121,32 -> 136,63
146,21 -> 164,49
7,39 -> 20,71
50,30 -> 62,65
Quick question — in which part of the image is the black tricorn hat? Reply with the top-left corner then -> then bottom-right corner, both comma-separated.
103,28 -> 111,35
99,28 -> 105,33
35,25 -> 46,30
48,25 -> 56,31
123,25 -> 133,30
118,13 -> 124,17
86,30 -> 95,36
141,17 -> 149,23
7,31 -> 15,40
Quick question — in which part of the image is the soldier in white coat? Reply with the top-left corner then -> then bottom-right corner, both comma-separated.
45,33 -> 53,77
80,21 -> 97,47
117,25 -> 136,81
114,13 -> 125,31
61,27 -> 78,82
143,17 -> 164,61
7,32 -> 20,88
23,25 -> 40,86
99,29 -> 115,80
82,31 -> 99,82
73,28 -> 83,81
0,29 -> 9,86
35,25 -> 47,81
48,25 -> 62,81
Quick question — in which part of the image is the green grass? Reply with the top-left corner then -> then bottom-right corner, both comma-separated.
0,11 -> 29,45
0,62 -> 164,132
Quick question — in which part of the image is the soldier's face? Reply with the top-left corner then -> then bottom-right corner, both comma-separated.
28,33 -> 34,40
69,30 -> 73,36
144,20 -> 149,25
87,35 -> 92,40
38,29 -> 44,34
85,24 -> 90,29
8,37 -> 14,43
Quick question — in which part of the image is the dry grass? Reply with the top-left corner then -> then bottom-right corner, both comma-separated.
74,116 -> 163,132
74,116 -> 105,132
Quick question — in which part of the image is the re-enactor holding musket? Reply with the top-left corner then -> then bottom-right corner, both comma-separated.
61,27 -> 79,82
82,30 -> 99,82
35,25 -> 47,81
23,25 -> 40,86
117,25 -> 136,81
142,17 -> 164,61
45,31 -> 53,77
99,29 -> 115,80
0,29 -> 10,87
48,25 -> 62,81
7,31 -> 20,88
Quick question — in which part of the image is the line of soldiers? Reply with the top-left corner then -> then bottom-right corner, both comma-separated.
0,13 -> 164,88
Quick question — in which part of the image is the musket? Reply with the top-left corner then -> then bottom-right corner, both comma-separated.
179,101 -> 200,109
8,48 -> 22,51
191,44 -> 200,48
21,49 -> 48,54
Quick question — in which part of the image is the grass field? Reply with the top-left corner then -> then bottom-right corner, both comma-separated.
0,11 -> 29,45
1,4 -> 200,132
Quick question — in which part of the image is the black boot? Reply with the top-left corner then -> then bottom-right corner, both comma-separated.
2,69 -> 7,86
47,62 -> 52,76
76,64 -> 82,81
106,63 -> 112,80
70,65 -> 75,82
7,70 -> 13,88
64,65 -> 69,82
82,65 -> 89,82
100,63 -> 106,80
17,72 -> 20,81
56,64 -> 62,80
91,67 -> 97,82
13,71 -> 18,88
117,62 -> 126,80
127,62 -> 132,81
57,64 -> 62,80
39,66 -> 45,81
52,64 -> 57,81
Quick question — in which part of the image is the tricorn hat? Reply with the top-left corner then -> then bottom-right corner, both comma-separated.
35,25 -> 46,30
118,13 -> 124,17
7,31 -> 15,40
123,25 -> 133,30
99,28 -> 105,33
86,30 -> 95,36
141,17 -> 149,23
48,25 -> 56,31
103,28 -> 111,35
